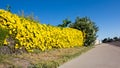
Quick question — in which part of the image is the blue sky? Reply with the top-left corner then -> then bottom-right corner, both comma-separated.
0,0 -> 120,40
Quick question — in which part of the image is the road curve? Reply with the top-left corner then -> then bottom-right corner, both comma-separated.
59,43 -> 120,68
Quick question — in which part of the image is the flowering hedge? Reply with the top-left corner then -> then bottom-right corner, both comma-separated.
0,9 -> 84,52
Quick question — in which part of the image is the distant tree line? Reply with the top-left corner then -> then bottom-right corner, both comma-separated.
102,36 -> 120,43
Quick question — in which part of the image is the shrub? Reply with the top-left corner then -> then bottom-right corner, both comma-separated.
0,9 -> 85,52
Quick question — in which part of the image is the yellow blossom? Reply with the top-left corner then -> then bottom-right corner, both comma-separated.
0,9 -> 85,52
3,39 -> 8,45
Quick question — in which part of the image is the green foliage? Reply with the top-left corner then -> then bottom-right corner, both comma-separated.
0,28 -> 9,46
69,17 -> 98,46
58,18 -> 71,27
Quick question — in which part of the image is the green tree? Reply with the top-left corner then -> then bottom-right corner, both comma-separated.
58,18 -> 71,27
69,17 -> 98,46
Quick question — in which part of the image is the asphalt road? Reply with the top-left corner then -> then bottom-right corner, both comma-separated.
59,43 -> 120,68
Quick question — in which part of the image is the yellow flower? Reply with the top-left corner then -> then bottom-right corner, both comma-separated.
0,9 -> 85,52
3,39 -> 8,45
15,44 -> 19,49
9,30 -> 12,34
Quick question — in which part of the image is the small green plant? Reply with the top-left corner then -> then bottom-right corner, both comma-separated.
0,28 -> 9,46
6,4 -> 11,12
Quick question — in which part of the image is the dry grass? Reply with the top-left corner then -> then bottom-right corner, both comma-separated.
0,46 -> 93,68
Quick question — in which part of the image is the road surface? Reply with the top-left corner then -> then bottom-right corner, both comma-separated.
59,43 -> 120,68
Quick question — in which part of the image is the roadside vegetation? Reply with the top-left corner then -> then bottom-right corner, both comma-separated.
0,7 -> 98,68
0,46 -> 93,68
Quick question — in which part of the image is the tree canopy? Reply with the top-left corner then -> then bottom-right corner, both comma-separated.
69,17 -> 98,46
